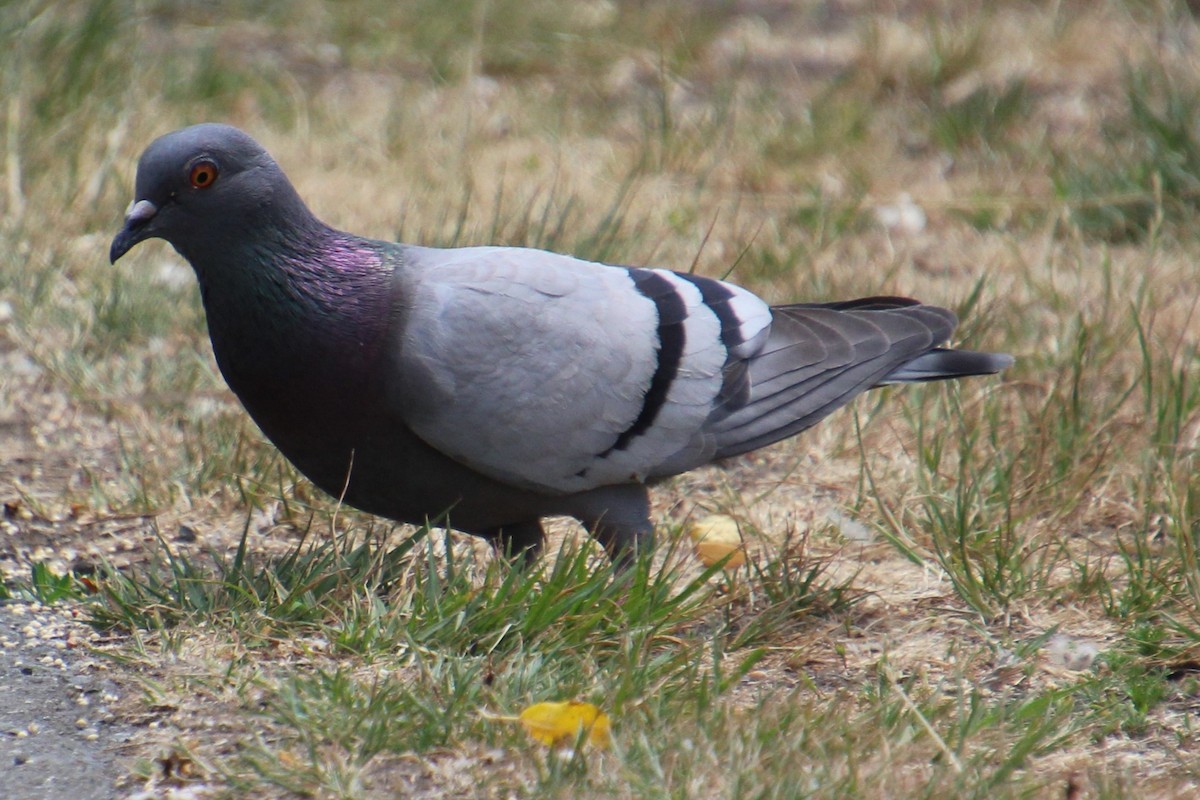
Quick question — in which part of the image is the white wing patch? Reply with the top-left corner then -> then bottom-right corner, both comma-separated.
723,284 -> 773,356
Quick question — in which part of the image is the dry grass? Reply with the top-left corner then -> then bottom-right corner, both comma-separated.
2,1 -> 1200,798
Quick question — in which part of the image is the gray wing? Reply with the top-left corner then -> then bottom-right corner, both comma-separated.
388,245 -> 772,494
704,297 -> 1007,459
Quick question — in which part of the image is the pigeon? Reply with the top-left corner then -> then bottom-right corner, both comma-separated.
110,124 -> 1013,565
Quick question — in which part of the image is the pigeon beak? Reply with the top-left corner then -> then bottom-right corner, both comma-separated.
109,199 -> 159,263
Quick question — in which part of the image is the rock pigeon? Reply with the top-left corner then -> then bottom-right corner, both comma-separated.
110,124 -> 1013,565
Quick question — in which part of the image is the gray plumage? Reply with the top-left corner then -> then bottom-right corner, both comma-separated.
110,124 -> 1013,564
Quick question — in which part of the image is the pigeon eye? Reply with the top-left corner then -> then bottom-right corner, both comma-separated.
189,160 -> 218,189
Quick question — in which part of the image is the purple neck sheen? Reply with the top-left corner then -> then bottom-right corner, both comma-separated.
271,226 -> 391,312
198,215 -> 397,402
261,228 -> 394,365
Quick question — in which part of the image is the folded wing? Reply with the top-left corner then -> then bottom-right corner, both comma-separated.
389,248 -> 1009,494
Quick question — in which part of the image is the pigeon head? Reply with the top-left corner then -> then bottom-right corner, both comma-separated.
110,123 -> 310,265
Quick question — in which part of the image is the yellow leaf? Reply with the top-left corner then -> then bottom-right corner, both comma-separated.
687,515 -> 746,569
518,701 -> 611,749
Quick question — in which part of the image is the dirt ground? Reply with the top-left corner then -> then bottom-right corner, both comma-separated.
0,603 -> 131,800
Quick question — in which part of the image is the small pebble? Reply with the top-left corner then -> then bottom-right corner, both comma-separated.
874,193 -> 927,234
1045,634 -> 1101,671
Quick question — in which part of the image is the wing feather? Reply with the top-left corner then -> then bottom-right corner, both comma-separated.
704,300 -> 954,459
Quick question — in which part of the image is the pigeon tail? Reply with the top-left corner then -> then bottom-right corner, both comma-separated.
878,348 -> 1014,384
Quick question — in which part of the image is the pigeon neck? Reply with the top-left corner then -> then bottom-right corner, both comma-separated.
195,216 -> 396,416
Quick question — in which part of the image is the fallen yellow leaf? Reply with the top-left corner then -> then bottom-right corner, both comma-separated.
518,701 -> 611,749
687,515 -> 746,569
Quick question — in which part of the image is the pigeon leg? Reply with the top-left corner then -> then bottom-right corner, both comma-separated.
484,519 -> 545,567
591,516 -> 654,570
572,484 -> 655,569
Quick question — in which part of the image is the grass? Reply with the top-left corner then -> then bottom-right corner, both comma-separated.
1056,62 -> 1200,243
2,0 -> 1200,797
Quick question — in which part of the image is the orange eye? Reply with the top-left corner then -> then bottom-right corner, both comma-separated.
189,160 -> 218,189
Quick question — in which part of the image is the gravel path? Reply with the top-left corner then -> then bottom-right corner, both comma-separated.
0,602 -> 131,800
